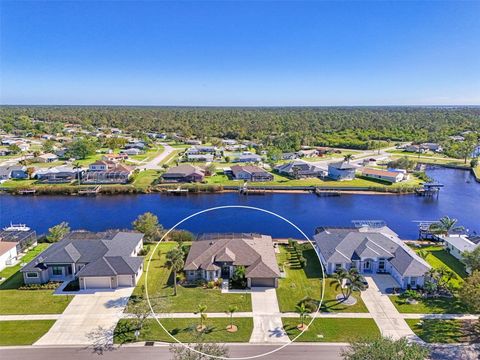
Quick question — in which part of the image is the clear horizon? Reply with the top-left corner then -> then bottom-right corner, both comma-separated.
1,1 -> 479,106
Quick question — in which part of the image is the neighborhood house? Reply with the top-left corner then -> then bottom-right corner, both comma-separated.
361,168 -> 405,183
21,231 -> 144,289
230,165 -> 273,182
275,160 -> 326,178
184,233 -> 281,288
327,162 -> 357,181
162,164 -> 205,183
440,234 -> 479,270
314,225 -> 431,289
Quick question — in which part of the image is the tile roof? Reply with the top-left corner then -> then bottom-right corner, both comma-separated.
184,233 -> 280,279
314,226 -> 430,277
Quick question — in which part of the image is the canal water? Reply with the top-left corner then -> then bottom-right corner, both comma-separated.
0,168 -> 478,239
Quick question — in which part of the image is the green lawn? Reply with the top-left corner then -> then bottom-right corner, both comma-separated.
130,146 -> 164,162
205,171 -> 422,189
129,243 -> 252,313
390,295 -> 470,314
114,318 -> 253,343
133,170 -> 160,188
0,320 -> 55,345
282,318 -> 380,342
0,244 -> 50,283
390,154 -> 466,167
413,245 -> 468,288
406,319 -> 479,343
0,244 -> 73,315
275,245 -> 368,313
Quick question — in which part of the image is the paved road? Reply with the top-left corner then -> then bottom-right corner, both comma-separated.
34,287 -> 134,346
0,344 -> 344,360
139,143 -> 175,170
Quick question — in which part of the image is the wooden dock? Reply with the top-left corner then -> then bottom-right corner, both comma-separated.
78,185 -> 101,195
18,189 -> 36,195
166,187 -> 189,195
239,186 -> 266,195
416,182 -> 444,197
314,188 -> 341,197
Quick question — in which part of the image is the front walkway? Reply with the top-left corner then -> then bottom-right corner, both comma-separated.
249,287 -> 289,343
361,274 -> 418,340
34,287 -> 134,346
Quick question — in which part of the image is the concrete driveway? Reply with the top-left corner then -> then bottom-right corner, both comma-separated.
34,287 -> 134,346
249,287 -> 288,343
361,274 -> 417,340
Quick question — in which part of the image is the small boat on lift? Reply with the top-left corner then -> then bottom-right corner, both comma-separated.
2,223 -> 31,232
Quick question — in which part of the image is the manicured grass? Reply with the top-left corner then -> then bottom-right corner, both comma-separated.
0,179 -> 37,188
205,171 -> 422,189
406,319 -> 479,343
0,244 -> 50,283
0,244 -> 73,315
130,146 -> 164,162
129,243 -> 252,313
275,245 -> 368,313
282,318 -> 380,342
114,318 -> 253,343
0,320 -> 55,345
413,245 -> 468,288
390,154 -> 466,167
390,295 -> 470,314
133,170 -> 160,188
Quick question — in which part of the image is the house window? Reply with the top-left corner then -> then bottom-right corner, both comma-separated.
410,277 -> 417,287
52,266 -> 63,276
26,272 -> 38,278
378,259 -> 385,271
335,263 -> 342,271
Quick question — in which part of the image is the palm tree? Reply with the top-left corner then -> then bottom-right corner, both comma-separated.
295,302 -> 310,330
344,154 -> 354,163
417,250 -> 429,260
429,216 -> 464,236
333,269 -> 349,299
165,248 -> 184,296
194,304 -> 208,331
334,268 -> 365,301
73,162 -> 82,185
226,305 -> 238,331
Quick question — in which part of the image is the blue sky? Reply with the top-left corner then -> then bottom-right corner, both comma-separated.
1,1 -> 479,106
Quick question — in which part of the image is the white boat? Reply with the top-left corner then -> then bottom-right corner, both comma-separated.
3,223 -> 31,232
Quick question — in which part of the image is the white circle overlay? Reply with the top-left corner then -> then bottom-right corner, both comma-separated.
144,205 -> 326,360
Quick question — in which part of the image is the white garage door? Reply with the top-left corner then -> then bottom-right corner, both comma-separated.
118,275 -> 133,287
84,277 -> 111,289
251,278 -> 276,287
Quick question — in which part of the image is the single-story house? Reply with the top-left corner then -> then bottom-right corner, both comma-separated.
327,162 -> 356,181
0,166 -> 28,180
230,165 -> 273,182
281,152 -> 298,160
421,143 -> 443,153
0,242 -> 17,272
33,153 -> 59,163
125,142 -> 146,150
314,225 -> 431,289
361,168 -> 404,183
440,234 -> 479,269
405,145 -> 427,153
275,160 -> 326,178
297,149 -> 318,158
0,229 -> 37,253
102,153 -> 129,162
120,148 -> 142,156
185,139 -> 202,145
184,233 -> 281,288
186,146 -> 218,155
232,152 -> 262,163
0,149 -> 12,156
222,139 -> 237,146
34,166 -> 80,183
21,231 -> 144,289
186,154 -> 214,162
449,135 -> 465,142
162,164 -> 205,183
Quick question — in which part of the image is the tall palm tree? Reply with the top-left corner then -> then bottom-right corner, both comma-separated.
429,216 -> 464,236
295,303 -> 310,330
195,304 -> 208,330
73,162 -> 82,185
165,248 -> 184,296
333,269 -> 349,299
226,305 -> 238,331
344,154 -> 354,163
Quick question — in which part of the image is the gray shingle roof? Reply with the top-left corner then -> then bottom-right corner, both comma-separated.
21,231 -> 143,276
314,227 -> 430,277
184,233 -> 280,279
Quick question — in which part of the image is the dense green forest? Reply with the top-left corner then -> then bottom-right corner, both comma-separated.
0,106 -> 479,151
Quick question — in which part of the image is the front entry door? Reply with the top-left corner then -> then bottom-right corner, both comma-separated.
363,260 -> 372,272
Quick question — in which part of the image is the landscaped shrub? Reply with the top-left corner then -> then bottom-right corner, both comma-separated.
18,281 -> 61,290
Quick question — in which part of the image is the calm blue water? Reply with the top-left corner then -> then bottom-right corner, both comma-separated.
0,168 -> 478,239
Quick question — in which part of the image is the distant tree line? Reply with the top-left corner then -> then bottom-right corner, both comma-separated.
1,106 -> 479,152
